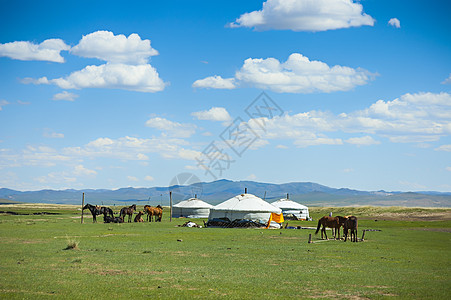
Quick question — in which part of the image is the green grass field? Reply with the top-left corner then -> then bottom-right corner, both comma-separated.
0,205 -> 450,299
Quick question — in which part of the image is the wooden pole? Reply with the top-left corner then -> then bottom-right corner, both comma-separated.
169,191 -> 172,222
308,234 -> 312,244
81,192 -> 85,224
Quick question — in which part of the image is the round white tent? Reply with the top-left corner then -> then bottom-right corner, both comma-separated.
270,198 -> 309,220
208,193 -> 281,224
172,197 -> 213,218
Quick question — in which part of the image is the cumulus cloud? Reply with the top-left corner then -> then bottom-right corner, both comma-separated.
146,117 -> 197,138
0,100 -> 9,111
388,18 -> 401,28
245,92 -> 451,147
0,38 -> 70,62
192,75 -> 236,89
194,53 -> 373,93
19,31 -> 167,93
442,73 -> 451,84
70,30 -> 158,64
53,91 -> 79,101
73,164 -> 97,176
63,136 -> 202,161
43,129 -> 64,139
144,175 -> 154,181
435,145 -> 451,152
345,136 -> 380,146
191,107 -> 232,121
33,63 -> 166,93
229,0 -> 375,32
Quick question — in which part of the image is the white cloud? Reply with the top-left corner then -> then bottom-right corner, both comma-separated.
53,91 -> 79,101
229,0 -> 375,32
144,175 -> 154,181
33,63 -> 166,93
63,136 -> 201,162
43,129 -> 64,139
195,53 -> 373,93
345,136 -> 380,146
446,167 -> 451,172
19,31 -> 166,93
192,75 -> 236,89
192,107 -> 232,121
244,92 -> 451,147
442,73 -> 451,84
73,164 -> 97,176
246,174 -> 257,180
146,117 -> 196,138
70,30 -> 158,64
435,145 -> 451,152
276,145 -> 288,149
0,38 -> 69,62
388,18 -> 401,28
0,100 -> 9,111
127,176 -> 139,182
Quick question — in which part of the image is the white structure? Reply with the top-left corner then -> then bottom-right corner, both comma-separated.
271,198 -> 309,220
208,193 -> 281,224
172,197 -> 213,218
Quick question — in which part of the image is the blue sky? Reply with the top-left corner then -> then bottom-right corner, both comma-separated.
0,0 -> 450,192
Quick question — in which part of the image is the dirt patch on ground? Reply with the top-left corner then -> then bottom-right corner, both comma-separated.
361,211 -> 451,221
0,203 -> 79,210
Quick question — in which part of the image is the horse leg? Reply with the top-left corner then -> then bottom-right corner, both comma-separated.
323,227 -> 327,240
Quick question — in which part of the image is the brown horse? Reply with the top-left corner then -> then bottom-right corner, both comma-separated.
315,216 -> 347,240
343,216 -> 358,242
134,211 -> 144,222
119,204 -> 136,223
144,205 -> 163,222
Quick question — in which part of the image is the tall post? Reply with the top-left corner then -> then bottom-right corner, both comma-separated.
245,188 -> 247,194
169,191 -> 172,222
81,192 -> 85,224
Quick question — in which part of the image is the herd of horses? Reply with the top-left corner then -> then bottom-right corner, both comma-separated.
82,203 -> 163,224
315,215 -> 358,242
83,204 -> 358,242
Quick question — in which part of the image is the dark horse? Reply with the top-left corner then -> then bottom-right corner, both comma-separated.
82,204 -> 114,223
119,204 -> 136,223
315,216 -> 348,240
143,205 -> 163,222
343,216 -> 358,242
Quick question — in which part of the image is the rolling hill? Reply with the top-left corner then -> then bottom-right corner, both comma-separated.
1,179 -> 450,207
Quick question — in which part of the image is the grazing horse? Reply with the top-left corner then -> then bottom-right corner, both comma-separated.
119,204 -> 136,223
143,205 -> 163,222
315,216 -> 347,240
83,204 -> 115,223
83,204 -> 100,223
100,206 -> 114,219
134,211 -> 145,222
343,216 -> 358,242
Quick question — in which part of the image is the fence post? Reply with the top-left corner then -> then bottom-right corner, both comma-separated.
169,191 -> 172,222
308,234 -> 312,243
81,192 -> 84,224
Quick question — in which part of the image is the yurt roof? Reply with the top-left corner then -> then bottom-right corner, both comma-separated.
270,199 -> 308,210
173,198 -> 213,208
212,193 -> 281,213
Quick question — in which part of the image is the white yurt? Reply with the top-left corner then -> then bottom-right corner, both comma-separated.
208,192 -> 282,224
271,195 -> 309,220
172,197 -> 213,218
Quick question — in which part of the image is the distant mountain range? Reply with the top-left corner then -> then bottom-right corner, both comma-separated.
1,179 -> 450,207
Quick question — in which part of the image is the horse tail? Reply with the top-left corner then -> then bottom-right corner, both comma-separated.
315,218 -> 322,235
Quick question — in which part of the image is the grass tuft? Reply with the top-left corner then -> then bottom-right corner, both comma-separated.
64,237 -> 79,250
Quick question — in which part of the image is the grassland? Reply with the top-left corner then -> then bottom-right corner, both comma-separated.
0,205 -> 450,299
